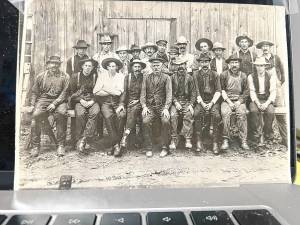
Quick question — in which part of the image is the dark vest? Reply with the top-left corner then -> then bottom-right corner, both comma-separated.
252,72 -> 271,98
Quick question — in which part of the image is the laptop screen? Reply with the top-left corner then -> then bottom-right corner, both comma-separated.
12,0 -> 294,190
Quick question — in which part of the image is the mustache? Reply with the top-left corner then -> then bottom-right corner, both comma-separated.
202,66 -> 209,69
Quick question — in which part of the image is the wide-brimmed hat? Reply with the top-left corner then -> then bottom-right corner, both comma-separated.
235,35 -> 254,47
99,35 -> 112,44
173,57 -> 188,65
148,55 -> 166,63
101,57 -> 123,70
72,40 -> 90,49
197,53 -> 212,62
195,38 -> 213,51
141,42 -> 158,52
129,59 -> 146,69
212,42 -> 226,51
116,46 -> 129,54
78,58 -> 98,68
252,57 -> 270,65
175,36 -> 189,45
156,39 -> 168,45
129,44 -> 141,53
46,55 -> 62,64
225,54 -> 242,64
256,41 -> 274,49
168,45 -> 179,54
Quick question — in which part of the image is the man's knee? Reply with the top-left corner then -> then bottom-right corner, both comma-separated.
101,105 -> 113,119
89,103 -> 101,116
75,103 -> 86,116
249,102 -> 259,113
55,103 -> 68,116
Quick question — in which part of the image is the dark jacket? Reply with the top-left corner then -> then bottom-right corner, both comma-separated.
236,49 -> 257,75
120,72 -> 144,107
171,71 -> 195,106
66,54 -> 89,76
140,72 -> 172,110
220,69 -> 249,104
265,54 -> 285,84
251,71 -> 272,99
210,58 -> 228,74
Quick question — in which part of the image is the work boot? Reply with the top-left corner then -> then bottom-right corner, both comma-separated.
77,137 -> 86,155
221,139 -> 229,150
169,138 -> 177,151
241,141 -> 250,150
185,138 -> 192,149
30,146 -> 40,157
160,146 -> 169,158
57,145 -> 66,157
258,135 -> 264,147
146,150 -> 153,158
120,135 -> 128,148
114,144 -> 122,157
212,142 -> 220,155
195,135 -> 204,153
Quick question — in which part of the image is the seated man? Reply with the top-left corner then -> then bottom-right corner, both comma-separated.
140,56 -> 172,158
69,58 -> 100,154
93,58 -> 125,157
28,55 -> 69,157
169,58 -> 195,151
193,53 -> 221,154
248,57 -> 276,146
119,59 -> 146,151
220,55 -> 250,151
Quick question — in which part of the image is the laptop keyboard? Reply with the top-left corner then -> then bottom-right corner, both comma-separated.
0,209 -> 282,225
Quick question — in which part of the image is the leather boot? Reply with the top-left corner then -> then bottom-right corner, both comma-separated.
195,135 -> 204,153
114,144 -> 122,157
169,138 -> 177,150
212,142 -> 220,155
77,137 -> 86,155
241,141 -> 250,150
185,138 -> 192,149
160,146 -> 169,158
258,135 -> 264,147
30,146 -> 40,157
120,135 -> 128,148
57,145 -> 66,157
221,138 -> 229,150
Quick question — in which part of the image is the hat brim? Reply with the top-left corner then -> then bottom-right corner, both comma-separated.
46,60 -> 62,64
129,49 -> 141,53
116,50 -> 129,54
72,44 -> 90,49
195,38 -> 213,51
256,41 -> 274,49
236,36 -> 254,47
148,58 -> 165,63
99,41 -> 112,44
212,47 -> 226,51
101,58 -> 123,70
141,45 -> 158,52
129,61 -> 146,69
225,58 -> 242,64
79,58 -> 99,68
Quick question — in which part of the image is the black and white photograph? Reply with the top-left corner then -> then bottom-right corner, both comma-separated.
16,0 -> 291,189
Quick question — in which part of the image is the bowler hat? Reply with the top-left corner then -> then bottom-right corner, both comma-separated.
72,40 -> 90,49
129,44 -> 141,53
156,39 -> 168,45
256,41 -> 274,49
225,54 -> 242,64
195,38 -> 213,51
235,35 -> 254,47
101,58 -> 123,70
46,55 -> 62,64
129,59 -> 146,69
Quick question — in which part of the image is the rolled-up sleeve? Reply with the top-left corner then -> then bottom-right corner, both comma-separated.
247,75 -> 258,102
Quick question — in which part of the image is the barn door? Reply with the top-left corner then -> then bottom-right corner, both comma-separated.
108,18 -> 177,49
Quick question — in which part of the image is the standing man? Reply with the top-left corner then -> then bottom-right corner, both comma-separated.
116,46 -> 130,76
93,35 -> 118,73
220,55 -> 250,151
119,59 -> 146,150
129,44 -> 142,62
248,57 -> 276,146
66,40 -> 90,76
194,38 -> 213,71
156,39 -> 169,63
193,53 -> 221,154
167,45 -> 180,74
176,36 -> 194,73
141,42 -> 158,75
93,58 -> 125,157
235,35 -> 256,76
28,56 -> 69,157
140,56 -> 172,158
69,58 -> 99,154
210,42 -> 228,75
256,40 -> 287,146
169,58 -> 195,151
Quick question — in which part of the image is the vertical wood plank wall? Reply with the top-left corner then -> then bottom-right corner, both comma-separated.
27,0 -> 286,76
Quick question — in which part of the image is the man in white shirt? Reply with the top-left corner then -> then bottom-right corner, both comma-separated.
210,42 -> 228,75
248,57 -> 277,146
175,36 -> 194,73
93,58 -> 126,157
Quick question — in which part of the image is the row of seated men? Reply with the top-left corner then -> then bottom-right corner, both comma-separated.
26,36 -> 287,158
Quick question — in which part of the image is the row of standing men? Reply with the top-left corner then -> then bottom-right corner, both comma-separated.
27,35 -> 287,158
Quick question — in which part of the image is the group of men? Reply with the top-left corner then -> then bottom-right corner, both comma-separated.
27,34 -> 287,158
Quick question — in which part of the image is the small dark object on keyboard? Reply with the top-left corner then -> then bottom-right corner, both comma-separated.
191,210 -> 234,225
232,209 -> 282,225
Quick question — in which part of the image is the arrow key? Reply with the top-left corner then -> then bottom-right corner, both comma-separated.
101,213 -> 141,225
53,214 -> 96,225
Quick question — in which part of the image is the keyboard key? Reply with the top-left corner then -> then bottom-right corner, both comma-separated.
0,215 -> 7,224
6,215 -> 51,225
147,212 -> 188,225
101,213 -> 141,225
232,209 -> 282,225
191,211 -> 234,225
53,214 -> 96,225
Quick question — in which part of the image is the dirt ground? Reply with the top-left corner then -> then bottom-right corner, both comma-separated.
17,123 -> 290,190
